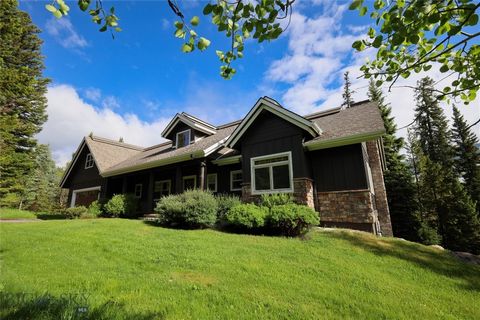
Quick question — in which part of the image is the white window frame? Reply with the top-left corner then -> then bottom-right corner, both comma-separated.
206,173 -> 218,192
176,129 -> 191,148
85,153 -> 94,169
70,186 -> 101,207
134,183 -> 143,198
154,180 -> 171,200
250,151 -> 294,195
182,175 -> 197,190
230,170 -> 243,191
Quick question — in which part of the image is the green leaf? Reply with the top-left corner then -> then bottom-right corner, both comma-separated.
349,0 -> 363,10
197,37 -> 211,51
372,35 -> 383,48
190,16 -> 200,26
439,64 -> 449,73
190,30 -> 197,37
352,40 -> 365,51
203,4 -> 213,15
99,25 -> 107,32
53,10 -> 62,18
359,6 -> 368,16
174,29 -> 186,38
182,43 -> 194,53
45,4 -> 57,13
174,21 -> 183,29
78,0 -> 90,11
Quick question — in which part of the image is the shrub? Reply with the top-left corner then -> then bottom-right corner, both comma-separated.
63,206 -> 88,219
155,189 -> 217,228
88,200 -> 103,217
104,194 -> 138,217
260,193 -> 294,208
266,204 -> 320,237
215,194 -> 241,224
225,203 -> 268,229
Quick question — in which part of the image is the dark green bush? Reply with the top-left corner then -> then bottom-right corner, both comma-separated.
225,203 -> 268,229
104,194 -> 138,217
266,204 -> 320,237
63,206 -> 88,219
155,189 -> 217,228
215,194 -> 241,224
260,193 -> 294,208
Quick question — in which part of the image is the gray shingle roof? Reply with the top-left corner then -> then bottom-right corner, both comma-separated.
83,99 -> 384,177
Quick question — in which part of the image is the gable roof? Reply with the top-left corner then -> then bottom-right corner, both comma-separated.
225,96 -> 322,148
59,135 -> 143,187
303,100 -> 385,150
161,112 -> 217,138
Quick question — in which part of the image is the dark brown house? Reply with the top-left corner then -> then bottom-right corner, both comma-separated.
60,97 -> 393,236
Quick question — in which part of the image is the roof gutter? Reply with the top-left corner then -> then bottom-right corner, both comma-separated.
102,150 -> 205,177
303,130 -> 385,151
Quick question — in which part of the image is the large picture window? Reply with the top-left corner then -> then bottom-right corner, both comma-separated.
85,153 -> 94,169
176,129 -> 191,148
251,152 -> 293,194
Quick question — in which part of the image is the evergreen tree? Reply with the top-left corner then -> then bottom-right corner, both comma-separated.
451,106 -> 480,212
21,145 -> 60,211
413,77 -> 452,167
341,71 -> 355,108
0,0 -> 49,207
368,80 -> 421,241
413,77 -> 480,252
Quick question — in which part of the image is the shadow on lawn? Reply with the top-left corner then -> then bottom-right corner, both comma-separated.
328,231 -> 480,292
0,292 -> 164,320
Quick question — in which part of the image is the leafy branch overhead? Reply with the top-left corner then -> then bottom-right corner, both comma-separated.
350,0 -> 480,104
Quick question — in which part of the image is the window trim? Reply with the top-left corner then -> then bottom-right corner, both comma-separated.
230,170 -> 243,191
250,151 -> 294,195
176,129 -> 191,148
206,173 -> 218,192
134,183 -> 143,198
182,175 -> 197,190
153,179 -> 171,200
85,153 -> 94,169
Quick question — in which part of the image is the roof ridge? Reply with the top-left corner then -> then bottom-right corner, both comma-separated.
88,135 -> 144,151
181,112 -> 217,129
216,119 -> 242,129
142,140 -> 172,151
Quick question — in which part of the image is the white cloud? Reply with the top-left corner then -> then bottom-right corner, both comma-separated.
84,88 -> 101,102
45,18 -> 88,49
38,85 -> 171,167
264,5 -> 479,140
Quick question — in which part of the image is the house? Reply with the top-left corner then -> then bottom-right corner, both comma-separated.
60,97 -> 393,236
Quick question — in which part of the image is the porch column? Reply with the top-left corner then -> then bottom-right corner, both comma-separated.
199,161 -> 207,190
147,172 -> 154,212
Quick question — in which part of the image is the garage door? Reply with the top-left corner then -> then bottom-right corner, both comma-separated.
71,187 -> 101,207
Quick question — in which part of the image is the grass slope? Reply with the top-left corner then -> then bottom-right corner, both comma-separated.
0,208 -> 37,220
0,219 -> 479,319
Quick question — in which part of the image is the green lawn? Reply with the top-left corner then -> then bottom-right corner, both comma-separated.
0,219 -> 479,319
0,208 -> 38,220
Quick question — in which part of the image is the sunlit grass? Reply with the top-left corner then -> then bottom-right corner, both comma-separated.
1,219 -> 479,319
0,208 -> 37,220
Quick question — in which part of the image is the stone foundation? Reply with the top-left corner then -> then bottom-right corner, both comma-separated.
316,189 -> 379,234
242,178 -> 315,209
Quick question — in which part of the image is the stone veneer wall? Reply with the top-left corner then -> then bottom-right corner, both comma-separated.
316,189 -> 379,233
241,178 -> 315,208
366,140 -> 393,236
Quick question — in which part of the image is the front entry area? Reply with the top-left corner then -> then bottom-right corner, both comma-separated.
70,186 -> 101,207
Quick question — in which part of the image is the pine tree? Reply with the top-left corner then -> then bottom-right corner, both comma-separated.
368,80 -> 421,241
451,106 -> 480,212
341,71 -> 355,108
413,77 -> 452,167
0,0 -> 49,207
413,77 -> 480,252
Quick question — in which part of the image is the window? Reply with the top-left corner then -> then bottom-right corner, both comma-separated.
154,180 -> 171,200
251,152 -> 293,194
183,175 -> 196,190
176,129 -> 191,148
230,170 -> 243,191
206,174 -> 217,192
85,153 -> 94,169
134,184 -> 143,198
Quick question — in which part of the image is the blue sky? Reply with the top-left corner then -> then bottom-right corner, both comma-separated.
20,1 -> 479,165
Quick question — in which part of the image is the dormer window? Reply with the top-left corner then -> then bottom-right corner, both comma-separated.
85,153 -> 94,169
176,129 -> 191,148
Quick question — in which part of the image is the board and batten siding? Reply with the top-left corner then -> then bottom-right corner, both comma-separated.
309,143 -> 369,192
239,110 -> 312,183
